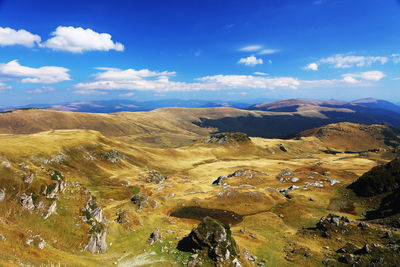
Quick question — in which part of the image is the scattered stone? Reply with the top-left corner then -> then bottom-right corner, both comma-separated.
104,149 -> 123,163
309,198 -> 314,201
288,185 -> 299,190
322,231 -> 330,238
336,242 -> 359,254
212,176 -> 226,186
131,193 -> 149,209
249,234 -> 256,239
338,253 -> 355,264
358,222 -> 369,229
1,161 -> 10,168
147,228 -> 161,245
322,258 -> 335,265
385,231 -> 393,239
331,217 -> 340,226
291,177 -> 299,183
358,244 -> 370,254
38,240 -> 46,250
0,234 -> 5,241
327,179 -> 340,186
140,170 -> 166,184
279,189 -> 292,199
278,143 -> 287,152
23,173 -> 34,184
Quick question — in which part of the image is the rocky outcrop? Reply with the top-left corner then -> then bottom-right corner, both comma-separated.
23,173 -> 34,184
82,196 -> 108,254
104,148 -> 123,163
43,201 -> 57,219
0,188 -> 5,202
178,217 -> 240,266
86,231 -> 108,254
212,176 -> 227,186
131,193 -> 149,209
140,170 -> 166,184
20,193 -> 35,210
205,132 -> 251,146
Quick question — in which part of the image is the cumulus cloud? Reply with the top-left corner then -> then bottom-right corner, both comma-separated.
41,26 -> 124,53
73,66 -> 385,95
342,71 -> 385,82
0,60 -> 70,84
74,67 -> 303,94
0,27 -> 41,47
304,62 -> 319,71
237,55 -> 263,66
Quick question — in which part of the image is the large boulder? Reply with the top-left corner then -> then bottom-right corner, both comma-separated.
178,217 -> 240,265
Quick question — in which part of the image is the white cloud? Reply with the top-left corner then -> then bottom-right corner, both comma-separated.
238,45 -> 279,55
119,92 -> 134,97
319,54 -> 388,68
0,60 -> 71,84
41,26 -> 124,53
0,82 -> 11,91
239,45 -> 262,52
342,71 -> 385,82
253,72 -> 268,76
304,62 -> 319,71
238,55 -> 263,66
74,67 -> 385,95
74,67 -> 303,94
259,49 -> 279,55
198,75 -> 300,89
392,54 -> 400,64
26,86 -> 55,94
0,27 -> 41,47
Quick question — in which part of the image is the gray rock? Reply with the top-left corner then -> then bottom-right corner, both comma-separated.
20,193 -> 35,210
0,188 -> 5,202
358,244 -> 370,254
23,173 -> 34,184
147,228 -> 161,245
86,231 -> 108,254
0,233 -> 5,241
43,201 -> 57,219
385,231 -> 393,239
212,176 -> 226,186
331,217 -> 340,226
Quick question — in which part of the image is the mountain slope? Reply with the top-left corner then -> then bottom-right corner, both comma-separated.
295,122 -> 400,151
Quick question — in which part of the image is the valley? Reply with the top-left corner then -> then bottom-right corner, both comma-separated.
0,107 -> 399,266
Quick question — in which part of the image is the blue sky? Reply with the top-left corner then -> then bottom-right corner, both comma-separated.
0,0 -> 400,107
